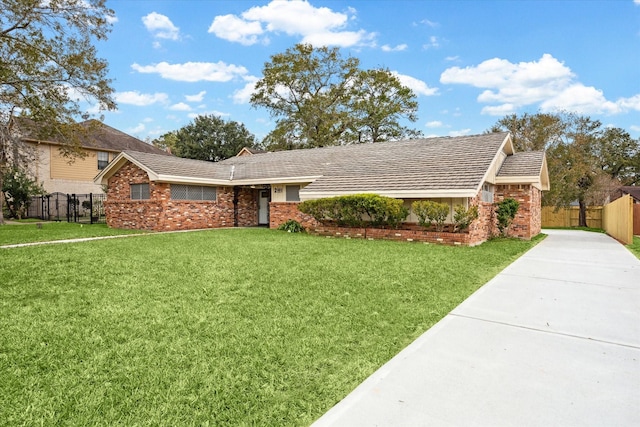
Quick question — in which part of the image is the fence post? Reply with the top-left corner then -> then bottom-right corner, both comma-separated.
90,193 -> 94,225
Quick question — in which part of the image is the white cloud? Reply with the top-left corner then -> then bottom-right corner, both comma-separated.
441,53 -> 640,116
185,91 -> 206,102
616,94 -> 640,111
481,104 -> 517,116
303,29 -> 375,48
170,102 -> 192,111
131,61 -> 248,82
423,35 -> 440,49
233,77 -> 259,104
129,123 -> 146,134
142,12 -> 180,41
381,44 -> 408,52
635,0 -> 640,5
115,91 -> 169,106
448,129 -> 471,137
424,19 -> 439,27
208,14 -> 264,45
208,0 -> 375,47
445,56 -> 460,62
425,121 -> 444,128
631,125 -> 640,132
392,72 -> 438,96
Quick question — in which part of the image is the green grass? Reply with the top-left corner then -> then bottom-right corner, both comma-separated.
0,229 -> 543,425
627,236 -> 640,259
0,222 -> 145,246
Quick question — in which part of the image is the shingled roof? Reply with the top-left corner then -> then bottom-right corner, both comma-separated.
96,132 -> 549,198
19,118 -> 168,155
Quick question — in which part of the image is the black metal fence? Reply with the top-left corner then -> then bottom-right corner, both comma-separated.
25,193 -> 106,224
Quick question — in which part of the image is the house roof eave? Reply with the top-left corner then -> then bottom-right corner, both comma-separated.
299,189 -> 478,201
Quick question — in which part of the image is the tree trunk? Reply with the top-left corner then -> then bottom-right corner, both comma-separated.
578,198 -> 588,228
0,175 -> 4,225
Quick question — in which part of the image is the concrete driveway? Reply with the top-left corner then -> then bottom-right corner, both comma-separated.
313,229 -> 640,426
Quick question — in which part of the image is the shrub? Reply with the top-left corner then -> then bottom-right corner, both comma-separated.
412,200 -> 449,232
277,219 -> 304,233
2,167 -> 45,219
453,204 -> 479,232
495,198 -> 520,235
298,194 -> 408,228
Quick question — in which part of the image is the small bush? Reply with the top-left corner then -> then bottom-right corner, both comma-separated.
495,198 -> 520,235
412,200 -> 449,232
277,219 -> 305,233
298,194 -> 408,228
453,204 -> 479,232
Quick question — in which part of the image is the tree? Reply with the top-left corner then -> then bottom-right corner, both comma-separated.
250,43 -> 421,149
595,127 -> 640,186
151,131 -> 178,153
168,115 -> 259,162
349,69 -> 421,143
251,44 -> 359,149
2,166 -> 44,219
488,112 -> 564,151
0,0 -> 116,224
490,112 -> 640,227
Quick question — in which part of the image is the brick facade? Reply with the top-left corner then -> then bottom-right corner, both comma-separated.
104,162 -> 259,231
495,184 -> 541,239
269,185 -> 541,246
105,162 -> 541,245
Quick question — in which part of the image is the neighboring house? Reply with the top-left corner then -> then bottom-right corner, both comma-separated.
21,119 -> 169,195
94,132 -> 549,245
612,186 -> 640,204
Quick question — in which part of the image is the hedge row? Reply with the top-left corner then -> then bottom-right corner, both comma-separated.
298,194 -> 408,228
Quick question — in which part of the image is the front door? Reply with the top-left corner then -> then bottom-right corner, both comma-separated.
258,190 -> 270,225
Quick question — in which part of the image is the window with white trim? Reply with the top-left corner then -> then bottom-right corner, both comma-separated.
171,184 -> 217,201
97,151 -> 109,170
131,183 -> 150,200
285,185 -> 300,201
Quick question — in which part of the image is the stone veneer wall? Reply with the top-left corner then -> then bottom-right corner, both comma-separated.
104,162 -> 259,231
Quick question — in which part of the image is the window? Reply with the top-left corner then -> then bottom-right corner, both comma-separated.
285,185 -> 300,202
97,151 -> 109,170
131,183 -> 150,200
482,183 -> 494,203
171,184 -> 217,201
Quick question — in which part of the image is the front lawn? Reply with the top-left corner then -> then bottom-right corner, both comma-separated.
0,229 -> 542,425
0,222 -> 145,246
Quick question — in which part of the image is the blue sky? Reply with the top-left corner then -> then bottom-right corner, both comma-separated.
95,0 -> 640,143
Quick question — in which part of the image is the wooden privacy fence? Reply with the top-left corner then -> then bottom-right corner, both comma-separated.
542,195 -> 636,244
541,206 -> 603,229
603,195 -> 634,244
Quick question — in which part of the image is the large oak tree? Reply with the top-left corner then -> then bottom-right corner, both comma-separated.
250,43 -> 421,150
0,0 -> 116,223
490,112 -> 640,227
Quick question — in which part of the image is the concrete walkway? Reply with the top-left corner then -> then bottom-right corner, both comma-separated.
313,230 -> 640,426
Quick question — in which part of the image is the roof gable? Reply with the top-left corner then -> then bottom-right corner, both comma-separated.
496,151 -> 549,190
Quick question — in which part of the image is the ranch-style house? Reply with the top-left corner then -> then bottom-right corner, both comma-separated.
94,132 -> 549,246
